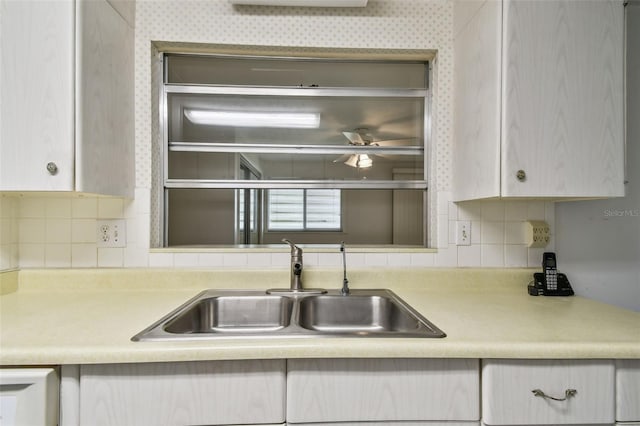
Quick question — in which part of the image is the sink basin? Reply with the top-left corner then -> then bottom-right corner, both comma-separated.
164,295 -> 293,334
132,289 -> 445,341
298,294 -> 427,334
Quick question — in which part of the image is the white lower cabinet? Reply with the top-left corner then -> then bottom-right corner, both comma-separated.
482,359 -> 615,425
286,358 -> 480,423
66,357 -> 636,425
617,360 -> 640,423
0,368 -> 59,426
79,360 -> 286,426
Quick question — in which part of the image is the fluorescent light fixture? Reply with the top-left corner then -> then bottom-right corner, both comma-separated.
344,154 -> 372,169
184,109 -> 320,129
229,0 -> 368,7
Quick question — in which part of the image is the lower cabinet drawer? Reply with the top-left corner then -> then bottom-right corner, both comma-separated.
482,359 -> 615,425
80,360 -> 286,426
287,358 -> 480,423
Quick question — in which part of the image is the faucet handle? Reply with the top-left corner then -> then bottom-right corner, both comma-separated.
266,238 -> 326,294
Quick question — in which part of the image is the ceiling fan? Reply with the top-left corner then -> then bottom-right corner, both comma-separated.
333,128 -> 415,169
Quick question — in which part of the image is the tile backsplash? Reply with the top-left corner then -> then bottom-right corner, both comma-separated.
1,191 -> 150,269
0,1 -> 554,271
1,191 -> 554,269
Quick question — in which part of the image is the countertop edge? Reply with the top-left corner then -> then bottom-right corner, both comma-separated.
2,342 -> 639,366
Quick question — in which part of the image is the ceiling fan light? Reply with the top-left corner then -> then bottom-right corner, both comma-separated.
344,154 -> 372,169
344,154 -> 359,168
357,154 -> 373,168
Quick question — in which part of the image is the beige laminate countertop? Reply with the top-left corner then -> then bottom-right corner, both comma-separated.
0,268 -> 638,365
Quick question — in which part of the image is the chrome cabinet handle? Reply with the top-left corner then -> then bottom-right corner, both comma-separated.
532,388 -> 577,401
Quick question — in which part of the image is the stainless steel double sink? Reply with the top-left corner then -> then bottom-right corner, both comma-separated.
132,289 -> 445,341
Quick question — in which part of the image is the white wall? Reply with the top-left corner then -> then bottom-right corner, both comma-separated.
1,0 -> 555,271
555,1 -> 640,312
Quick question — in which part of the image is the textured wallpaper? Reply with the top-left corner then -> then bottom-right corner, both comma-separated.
135,0 -> 454,248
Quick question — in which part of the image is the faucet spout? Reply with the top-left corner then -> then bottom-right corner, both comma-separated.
283,239 -> 303,291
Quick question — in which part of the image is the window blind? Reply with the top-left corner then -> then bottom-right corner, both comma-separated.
268,189 -> 341,230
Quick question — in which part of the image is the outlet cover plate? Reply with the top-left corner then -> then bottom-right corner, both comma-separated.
526,220 -> 550,248
97,219 -> 126,248
455,220 -> 471,246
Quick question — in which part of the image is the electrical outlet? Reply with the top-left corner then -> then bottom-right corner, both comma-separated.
526,220 -> 550,248
97,219 -> 126,248
455,220 -> 471,245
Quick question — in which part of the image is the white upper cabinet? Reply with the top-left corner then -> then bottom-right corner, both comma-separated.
0,0 -> 134,196
453,0 -> 624,201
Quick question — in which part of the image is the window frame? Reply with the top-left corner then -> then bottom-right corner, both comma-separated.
160,52 -> 430,247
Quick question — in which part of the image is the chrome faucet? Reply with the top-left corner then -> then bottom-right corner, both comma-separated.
340,241 -> 350,295
283,238 -> 303,291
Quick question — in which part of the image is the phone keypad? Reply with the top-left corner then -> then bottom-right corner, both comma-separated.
545,271 -> 558,290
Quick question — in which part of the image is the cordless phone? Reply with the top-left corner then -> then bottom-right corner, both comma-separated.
542,252 -> 558,291
528,252 -> 574,296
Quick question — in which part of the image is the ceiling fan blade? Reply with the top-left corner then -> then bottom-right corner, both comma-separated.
342,131 -> 366,145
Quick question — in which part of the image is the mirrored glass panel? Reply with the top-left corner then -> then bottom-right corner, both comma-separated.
168,152 -> 424,181
166,55 -> 428,89
167,188 -> 424,246
167,93 -> 424,147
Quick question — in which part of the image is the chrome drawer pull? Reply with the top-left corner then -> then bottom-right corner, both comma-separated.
532,388 -> 577,401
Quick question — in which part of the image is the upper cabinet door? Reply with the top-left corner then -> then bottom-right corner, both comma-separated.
0,0 -> 75,191
453,0 -> 625,201
0,0 -> 134,196
453,0 -> 502,201
501,0 -> 624,198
